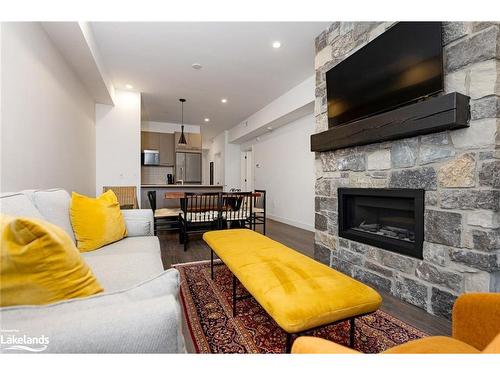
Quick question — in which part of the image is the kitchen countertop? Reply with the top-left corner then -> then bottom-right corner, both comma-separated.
141,184 -> 223,188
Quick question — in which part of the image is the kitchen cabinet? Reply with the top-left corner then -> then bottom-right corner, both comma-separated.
141,131 -> 175,166
159,133 -> 175,166
174,132 -> 202,153
188,133 -> 202,150
141,131 -> 160,151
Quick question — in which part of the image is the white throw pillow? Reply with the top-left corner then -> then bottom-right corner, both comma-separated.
0,192 -> 45,219
32,189 -> 75,243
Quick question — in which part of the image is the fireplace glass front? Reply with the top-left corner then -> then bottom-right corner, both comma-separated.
338,188 -> 424,259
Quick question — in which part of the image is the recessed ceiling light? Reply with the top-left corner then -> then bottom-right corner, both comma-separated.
267,126 -> 273,131
192,63 -> 203,70
221,98 -> 228,104
204,118 -> 210,122
272,41 -> 281,49
125,84 -> 133,89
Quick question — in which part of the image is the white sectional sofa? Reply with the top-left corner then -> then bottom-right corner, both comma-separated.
0,188 -> 186,353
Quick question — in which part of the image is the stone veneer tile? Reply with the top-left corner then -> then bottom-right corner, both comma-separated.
415,262 -> 463,293
353,268 -> 392,293
315,213 -> 327,231
449,248 -> 499,272
336,153 -> 366,171
437,153 -> 476,188
389,167 -> 437,190
471,95 -> 500,120
450,119 -> 498,149
471,229 -> 500,251
440,189 -> 499,210
442,22 -> 471,45
445,26 -> 499,73
391,139 -> 418,168
468,59 -> 500,100
314,243 -> 331,266
380,251 -> 416,273
479,160 -> 500,188
425,210 -> 462,247
467,211 -> 499,229
392,277 -> 429,310
367,149 -> 391,170
420,144 -> 456,165
431,288 -> 457,320
423,242 -> 450,267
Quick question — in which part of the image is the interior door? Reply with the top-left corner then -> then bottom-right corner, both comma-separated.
214,153 -> 222,186
245,150 -> 254,191
185,153 -> 201,183
240,150 -> 253,191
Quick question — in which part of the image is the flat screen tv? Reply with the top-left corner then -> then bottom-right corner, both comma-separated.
326,22 -> 443,127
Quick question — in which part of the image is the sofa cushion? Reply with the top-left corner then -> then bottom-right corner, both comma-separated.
0,269 -> 184,353
0,192 -> 45,219
0,215 -> 103,307
81,236 -> 163,292
32,189 -> 75,243
70,190 -> 127,252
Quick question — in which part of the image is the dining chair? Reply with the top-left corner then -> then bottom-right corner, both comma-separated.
103,186 -> 138,209
179,192 -> 221,251
147,191 -> 182,235
220,192 -> 253,230
252,189 -> 266,235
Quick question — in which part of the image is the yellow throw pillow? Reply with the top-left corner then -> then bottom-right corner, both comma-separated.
0,215 -> 103,307
70,190 -> 127,252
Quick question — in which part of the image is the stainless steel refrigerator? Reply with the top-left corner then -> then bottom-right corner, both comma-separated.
175,152 -> 202,183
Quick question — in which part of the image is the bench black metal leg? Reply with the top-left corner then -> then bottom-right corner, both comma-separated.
211,250 -> 214,280
232,275 -> 237,317
349,317 -> 355,348
285,333 -> 292,353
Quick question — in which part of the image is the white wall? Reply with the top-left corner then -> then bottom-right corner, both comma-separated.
225,139 -> 241,190
141,121 -> 200,134
1,22 -> 96,195
95,90 -> 141,200
206,131 -> 226,187
241,113 -> 315,231
205,130 -> 242,190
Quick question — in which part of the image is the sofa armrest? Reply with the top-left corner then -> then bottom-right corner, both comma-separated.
121,209 -> 154,237
291,337 -> 361,354
0,270 -> 186,353
452,293 -> 500,350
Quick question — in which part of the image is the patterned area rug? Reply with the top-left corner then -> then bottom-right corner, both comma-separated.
175,260 -> 427,353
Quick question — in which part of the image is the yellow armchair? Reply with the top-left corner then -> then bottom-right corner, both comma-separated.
292,293 -> 500,354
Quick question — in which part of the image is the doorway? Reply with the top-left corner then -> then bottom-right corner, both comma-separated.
214,152 -> 222,186
240,150 -> 253,191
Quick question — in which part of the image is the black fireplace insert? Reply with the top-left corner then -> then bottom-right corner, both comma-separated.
338,188 -> 424,259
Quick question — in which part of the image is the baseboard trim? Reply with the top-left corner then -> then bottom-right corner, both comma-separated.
266,214 -> 314,232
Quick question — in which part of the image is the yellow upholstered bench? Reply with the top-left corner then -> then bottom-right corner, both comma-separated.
203,229 -> 382,352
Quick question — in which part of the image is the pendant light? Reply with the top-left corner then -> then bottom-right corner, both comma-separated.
178,98 -> 187,145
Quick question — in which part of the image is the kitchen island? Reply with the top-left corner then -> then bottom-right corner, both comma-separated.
141,184 -> 223,209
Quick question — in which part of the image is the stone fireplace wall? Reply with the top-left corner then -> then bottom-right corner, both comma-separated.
313,22 -> 500,319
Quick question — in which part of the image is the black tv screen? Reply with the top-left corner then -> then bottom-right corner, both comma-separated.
326,22 -> 443,127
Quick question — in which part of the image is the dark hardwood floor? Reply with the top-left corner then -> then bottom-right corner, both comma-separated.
158,219 -> 451,337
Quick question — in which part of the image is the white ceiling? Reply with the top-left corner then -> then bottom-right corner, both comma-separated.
89,22 -> 330,139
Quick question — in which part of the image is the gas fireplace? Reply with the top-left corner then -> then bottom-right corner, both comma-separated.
338,188 -> 424,259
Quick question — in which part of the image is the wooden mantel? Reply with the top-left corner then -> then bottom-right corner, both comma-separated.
310,92 -> 470,152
